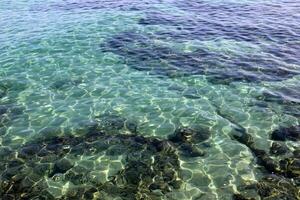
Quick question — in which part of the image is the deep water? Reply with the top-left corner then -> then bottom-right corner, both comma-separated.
0,0 -> 300,199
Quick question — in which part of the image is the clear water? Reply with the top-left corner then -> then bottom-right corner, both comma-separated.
0,0 -> 299,199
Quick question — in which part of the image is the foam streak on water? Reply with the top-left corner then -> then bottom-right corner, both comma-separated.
0,0 -> 299,199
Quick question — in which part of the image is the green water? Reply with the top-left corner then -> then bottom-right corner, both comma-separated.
0,0 -> 299,199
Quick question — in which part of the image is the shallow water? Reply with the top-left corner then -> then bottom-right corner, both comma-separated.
0,0 -> 300,199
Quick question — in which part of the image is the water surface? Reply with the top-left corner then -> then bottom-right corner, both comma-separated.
0,0 -> 299,199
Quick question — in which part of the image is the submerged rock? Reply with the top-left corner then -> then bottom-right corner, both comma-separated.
232,132 -> 254,146
18,144 -> 41,159
270,142 -> 289,156
168,127 -> 209,157
232,129 -> 300,199
236,174 -> 299,200
232,193 -> 255,200
232,131 -> 300,176
256,175 -> 299,200
280,158 -> 300,178
179,143 -> 205,157
293,149 -> 300,158
52,158 -> 74,175
271,125 -> 300,141
168,127 -> 210,144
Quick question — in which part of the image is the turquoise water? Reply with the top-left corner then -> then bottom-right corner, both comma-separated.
0,0 -> 300,199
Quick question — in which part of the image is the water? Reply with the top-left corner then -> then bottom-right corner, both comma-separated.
0,0 -> 299,199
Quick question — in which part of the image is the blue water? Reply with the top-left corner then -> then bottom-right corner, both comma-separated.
0,0 -> 299,199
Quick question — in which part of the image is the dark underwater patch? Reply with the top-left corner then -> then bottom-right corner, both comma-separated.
271,125 -> 300,142
270,142 -> 289,156
100,30 -> 299,84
